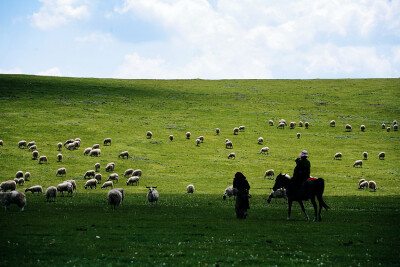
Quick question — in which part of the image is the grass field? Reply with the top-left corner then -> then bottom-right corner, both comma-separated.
0,75 -> 399,266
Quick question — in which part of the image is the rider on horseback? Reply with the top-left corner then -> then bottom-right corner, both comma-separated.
292,150 -> 311,190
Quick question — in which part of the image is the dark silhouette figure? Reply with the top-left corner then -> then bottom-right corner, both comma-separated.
292,150 -> 311,187
233,172 -> 250,219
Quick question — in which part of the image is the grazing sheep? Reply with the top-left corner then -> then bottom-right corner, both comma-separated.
95,163 -> 100,172
56,168 -> 67,177
32,150 -> 39,159
368,181 -> 377,192
169,135 -> 174,141
387,126 -> 391,132
107,189 -> 122,209
29,145 -> 37,151
146,186 -> 159,206
24,172 -> 31,181
104,138 -> 112,146
107,173 -> 119,183
38,156 -> 48,164
65,180 -> 77,193
18,140 -> 27,148
25,185 -> 43,195
94,173 -> 102,184
186,132 -> 191,139
84,170 -> 96,179
1,180 -> 17,192
90,149 -> 101,157
358,181 -> 368,190
118,151 -> 129,159
101,181 -> 113,189
379,152 -> 385,160
299,121 -> 304,127
216,128 -> 220,135
0,140 -> 3,146
297,133 -> 301,139
394,124 -> 398,131
66,143 -> 76,151
260,147 -> 269,154
83,147 -> 92,156
124,168 -> 134,178
114,188 -> 125,204
57,142 -> 62,150
289,122 -> 296,129
92,144 -> 100,149
360,125 -> 366,132
330,120 -> 336,127
222,185 -> 237,200
268,120 -> 274,126
264,169 -> 275,179
46,186 -> 57,202
258,137 -> 264,144
0,191 -> 26,211
305,122 -> 309,129
187,184 -> 195,194
195,138 -> 201,146
381,123 -> 386,129
27,141 -> 35,147
394,120 -> 398,125
233,127 -> 239,135
16,171 -> 24,179
333,152 -> 342,160
105,162 -> 115,172
225,140 -> 233,149
146,131 -> 153,139
345,124 -> 352,132
239,126 -> 245,131
126,176 -> 139,186
363,152 -> 368,160
277,122 -> 285,129
64,139 -> 74,146
73,141 -> 80,148
227,152 -> 236,159
358,179 -> 366,185
57,153 -> 63,162
14,178 -> 25,186
267,188 -> 287,204
132,169 -> 142,177
84,179 -> 97,190
57,182 -> 73,196
279,119 -> 287,126
353,160 -> 363,168
198,136 -> 204,143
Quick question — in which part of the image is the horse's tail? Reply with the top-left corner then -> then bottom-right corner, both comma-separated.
316,178 -> 330,210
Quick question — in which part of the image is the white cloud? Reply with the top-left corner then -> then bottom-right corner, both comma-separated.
75,32 -> 113,43
36,67 -> 62,76
0,67 -> 23,74
113,53 -> 169,79
32,0 -> 89,30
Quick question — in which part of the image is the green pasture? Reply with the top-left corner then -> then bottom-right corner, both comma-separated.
0,75 -> 399,266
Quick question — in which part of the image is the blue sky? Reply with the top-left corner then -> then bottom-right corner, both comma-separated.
0,0 -> 399,79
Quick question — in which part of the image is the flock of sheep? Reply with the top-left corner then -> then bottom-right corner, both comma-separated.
0,118 -> 397,211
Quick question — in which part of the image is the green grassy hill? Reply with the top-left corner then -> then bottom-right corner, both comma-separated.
0,75 -> 399,266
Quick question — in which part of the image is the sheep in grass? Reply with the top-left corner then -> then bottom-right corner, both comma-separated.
16,171 -> 24,179
107,173 -> 119,183
25,185 -> 43,195
0,140 -> 3,146
56,168 -> 66,177
260,147 -> 269,155
187,184 -> 195,194
84,170 -> 96,179
0,191 -> 26,211
267,188 -> 287,204
297,133 -> 301,139
358,180 -> 368,190
14,178 -> 24,186
227,152 -> 235,159
279,119 -> 287,126
198,136 -> 204,143
195,138 -> 201,146
32,150 -> 39,160
268,120 -> 274,126
146,186 -> 159,206
105,162 -> 115,172
57,142 -> 62,150
18,140 -> 27,148
225,140 -> 233,149
46,186 -> 57,202
64,139 -> 74,146
27,141 -> 35,147
258,137 -> 264,144
239,126 -> 245,131
118,151 -> 129,159
103,138 -> 112,146
132,169 -> 142,177
289,122 -> 296,129
394,124 -> 398,131
379,152 -> 385,160
363,152 -> 368,160
101,181 -> 113,189
387,126 -> 391,132
114,188 -> 125,204
124,168 -> 134,178
345,124 -> 352,132
0,180 -> 17,192
394,120 -> 398,125
305,122 -> 310,129
277,122 -> 285,129
92,144 -> 100,149
333,152 -> 342,160
90,149 -> 101,157
108,189 -> 122,209
66,143 -> 76,151
264,169 -> 275,180
146,131 -> 153,139
353,160 -> 363,168
381,123 -> 386,129
358,179 -> 366,186
126,176 -> 139,186
57,182 -> 73,196
57,153 -> 63,162
83,147 -> 92,156
216,128 -> 220,135
223,185 -> 237,200
84,179 -> 97,190
368,181 -> 377,192
299,121 -> 304,127
38,156 -> 48,164
360,125 -> 366,132
330,120 -> 336,127
29,145 -> 37,151
169,135 -> 174,141
186,132 -> 191,139
94,173 -> 102,184
95,163 -> 100,172
24,172 -> 31,181
233,127 -> 239,135
65,180 -> 77,193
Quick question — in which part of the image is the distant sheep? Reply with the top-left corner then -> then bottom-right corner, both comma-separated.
64,139 -> 74,146
94,173 -> 102,184
57,142 -> 63,150
38,156 -> 48,164
305,122 -> 309,129
124,168 -> 134,178
386,126 -> 390,132
107,189 -> 122,209
104,138 -> 112,146
18,140 -> 27,148
114,188 -> 125,204
1,181 -> 17,192
14,178 -> 24,186
277,122 -> 285,129
239,126 -> 245,131
56,168 -> 67,177
29,145 -> 37,151
223,185 -> 237,200
198,136 -> 204,143
368,181 -> 377,192
279,119 -> 287,126
330,120 -> 336,127
146,131 -> 153,139
107,173 -> 119,183
394,124 -> 398,131
216,128 -> 220,135
24,172 -> 31,181
297,133 -> 301,139
289,122 -> 296,129
360,125 -> 366,132
260,147 -> 269,154
46,186 -> 57,202
66,143 -> 76,151
345,124 -> 352,131
27,141 -> 36,147
16,171 -> 24,179
101,181 -> 113,189
267,188 -> 287,204
258,137 -> 264,144
92,144 -> 100,149
187,184 -> 195,194
126,176 -> 139,186
105,162 -> 115,172
233,127 -> 239,135
268,120 -> 274,126
84,170 -> 96,179
84,179 -> 97,189
195,138 -> 201,146
264,169 -> 275,179
225,140 -> 233,149
379,152 -> 385,160
118,151 -> 129,159
90,149 -> 101,157
57,182 -> 73,196
227,152 -> 235,159
169,135 -> 174,141
95,163 -> 100,172
333,153 -> 342,160
0,191 -> 26,211
358,181 -> 368,190
0,140 -> 3,146
353,160 -> 363,168
25,185 -> 43,195
132,169 -> 142,177
186,132 -> 191,139
363,152 -> 368,160
381,123 -> 386,129
65,180 -> 77,193
358,179 -> 366,186
147,186 -> 159,206
32,151 -> 39,159
299,121 -> 304,127
83,147 -> 92,156
57,153 -> 63,162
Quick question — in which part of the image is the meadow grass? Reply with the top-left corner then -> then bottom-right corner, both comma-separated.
0,75 -> 399,266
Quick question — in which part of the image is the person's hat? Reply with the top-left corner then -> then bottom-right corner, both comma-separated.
299,150 -> 308,157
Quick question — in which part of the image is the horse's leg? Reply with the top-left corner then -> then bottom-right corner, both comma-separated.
298,201 -> 309,221
287,200 -> 292,220
310,197 -> 318,222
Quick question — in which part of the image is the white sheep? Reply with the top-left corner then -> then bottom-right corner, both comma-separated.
114,188 -> 125,204
0,191 -> 26,211
16,171 -> 24,179
66,143 -> 76,151
299,121 -> 304,127
73,141 -> 80,148
289,122 -> 296,129
233,127 -> 239,135
108,189 -> 122,209
277,122 -> 285,129
195,138 -> 201,146
132,169 -> 142,177
126,176 -> 139,186
222,185 -> 237,200
358,180 -> 368,190
57,142 -> 63,150
363,152 -> 368,160
65,180 -> 77,193
260,147 -> 269,155
267,188 -> 287,204
269,120 -> 274,126
64,139 -> 74,146
186,132 -> 191,139
124,168 -> 134,177
90,149 -> 101,157
84,179 -> 97,190
104,138 -> 112,146
187,184 -> 195,194
258,137 -> 264,144
84,170 -> 96,179
305,122 -> 309,129
216,128 -> 220,135
29,145 -> 37,151
118,151 -> 129,159
279,119 -> 287,126
83,147 -> 92,156
45,186 -> 57,202
146,131 -> 153,139
95,163 -> 100,172
57,153 -> 63,162
297,133 -> 301,139
101,181 -> 113,189
147,186 -> 159,206
32,150 -> 39,159
368,181 -> 377,192
239,126 -> 245,131
358,179 -> 366,186
57,182 -> 73,196
227,152 -> 235,159
394,124 -> 398,131
381,123 -> 386,129
264,169 -> 275,179
14,178 -> 24,186
25,185 -> 43,195
387,126 -> 391,132
56,168 -> 67,177
169,135 -> 174,141
1,180 -> 17,192
333,153 -> 342,160
360,125 -> 366,132
0,140 -> 3,146
18,140 -> 27,148
27,141 -> 35,147
353,160 -> 363,168
105,162 -> 115,172
345,124 -> 352,132
107,173 -> 119,183
379,152 -> 385,160
198,136 -> 204,143
330,120 -> 336,127
94,173 -> 102,184
38,156 -> 48,164
24,172 -> 30,181
92,144 -> 100,150
225,140 -> 233,149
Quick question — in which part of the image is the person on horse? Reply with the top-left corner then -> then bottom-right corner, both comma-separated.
292,150 -> 311,190
233,172 -> 250,219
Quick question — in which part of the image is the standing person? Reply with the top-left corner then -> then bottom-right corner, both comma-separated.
292,150 -> 311,188
233,172 -> 250,219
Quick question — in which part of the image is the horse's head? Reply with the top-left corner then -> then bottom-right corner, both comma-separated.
273,173 -> 290,191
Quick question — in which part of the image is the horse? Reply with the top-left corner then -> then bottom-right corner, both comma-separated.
272,173 -> 330,221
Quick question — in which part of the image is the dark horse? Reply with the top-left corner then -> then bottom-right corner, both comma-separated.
273,173 -> 330,221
